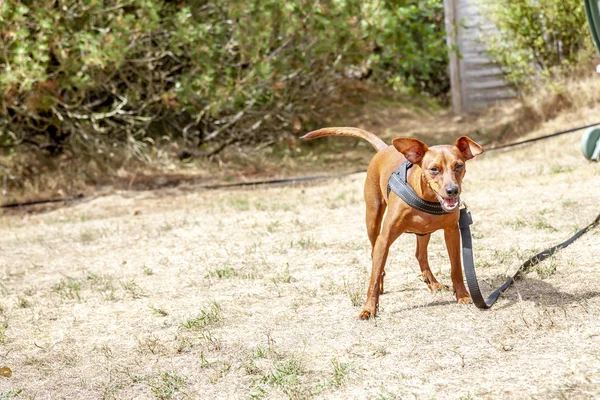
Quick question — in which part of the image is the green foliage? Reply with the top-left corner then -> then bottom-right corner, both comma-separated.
369,0 -> 449,97
0,0 -> 448,159
180,301 -> 223,330
482,0 -> 590,88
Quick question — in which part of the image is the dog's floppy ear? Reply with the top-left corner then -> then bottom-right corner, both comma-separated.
392,138 -> 429,164
454,136 -> 484,160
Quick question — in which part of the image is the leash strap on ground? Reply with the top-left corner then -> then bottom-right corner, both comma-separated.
459,208 -> 600,309
0,194 -> 84,209
5,122 -> 598,209
487,122 -> 600,151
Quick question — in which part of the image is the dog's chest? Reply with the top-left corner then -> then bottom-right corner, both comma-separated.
402,212 -> 454,235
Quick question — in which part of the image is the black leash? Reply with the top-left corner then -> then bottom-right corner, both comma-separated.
1,171 -> 364,209
459,207 -> 600,309
487,122 -> 600,151
0,194 -> 84,209
199,170 -> 363,190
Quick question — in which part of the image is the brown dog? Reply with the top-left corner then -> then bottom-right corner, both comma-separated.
301,127 -> 484,319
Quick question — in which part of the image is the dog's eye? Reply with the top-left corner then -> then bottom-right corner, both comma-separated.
455,164 -> 464,171
429,167 -> 439,174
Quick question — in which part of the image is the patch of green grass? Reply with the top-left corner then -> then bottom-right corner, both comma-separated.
254,201 -> 268,211
199,351 -> 211,368
17,296 -> 30,309
372,346 -> 388,357
271,263 -> 294,284
142,265 -> 154,276
180,302 -> 223,330
503,217 -> 526,229
492,247 -> 527,264
475,259 -> 493,269
296,236 -> 318,249
137,336 -> 166,356
0,390 -> 24,400
504,213 -> 557,232
216,361 -> 232,380
207,267 -> 236,279
199,329 -> 222,351
52,277 -> 82,300
269,202 -> 295,212
344,277 -> 365,308
244,357 -> 263,377
535,256 -> 559,279
375,390 -> 399,400
549,164 -> 574,174
79,229 -> 97,243
266,220 -> 280,233
87,274 -> 117,301
254,346 -> 268,359
262,357 -> 305,394
151,371 -> 187,400
151,306 -> 168,317
101,374 -> 124,400
329,358 -> 351,388
0,313 -> 8,345
120,280 -> 145,299
533,216 -> 557,232
228,197 -> 250,211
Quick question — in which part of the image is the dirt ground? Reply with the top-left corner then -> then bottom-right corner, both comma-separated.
0,109 -> 600,399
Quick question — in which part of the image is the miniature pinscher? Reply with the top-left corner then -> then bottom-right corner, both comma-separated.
302,127 -> 484,319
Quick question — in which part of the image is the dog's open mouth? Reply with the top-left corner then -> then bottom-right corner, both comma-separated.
435,193 -> 460,212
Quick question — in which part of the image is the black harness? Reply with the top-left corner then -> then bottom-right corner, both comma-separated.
387,161 -> 453,215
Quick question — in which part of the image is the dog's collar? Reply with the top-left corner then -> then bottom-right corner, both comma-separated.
387,161 -> 455,215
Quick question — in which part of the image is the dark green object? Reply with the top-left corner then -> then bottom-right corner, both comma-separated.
585,0 -> 600,54
583,2 -> 600,161
581,127 -> 600,160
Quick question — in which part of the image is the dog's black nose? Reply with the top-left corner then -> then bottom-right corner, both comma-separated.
445,185 -> 459,197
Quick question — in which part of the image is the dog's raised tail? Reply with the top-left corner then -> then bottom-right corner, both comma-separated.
301,127 -> 388,152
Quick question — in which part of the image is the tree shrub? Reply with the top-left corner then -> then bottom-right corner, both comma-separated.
0,0 -> 448,160
482,0 -> 591,89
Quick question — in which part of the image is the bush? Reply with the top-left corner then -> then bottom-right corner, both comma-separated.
482,0 -> 591,89
0,0 -> 448,161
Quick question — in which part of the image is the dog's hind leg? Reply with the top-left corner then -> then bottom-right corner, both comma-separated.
364,173 -> 387,294
416,234 -> 446,293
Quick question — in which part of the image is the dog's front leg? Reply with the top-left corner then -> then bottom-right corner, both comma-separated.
443,226 -> 471,304
359,223 -> 404,320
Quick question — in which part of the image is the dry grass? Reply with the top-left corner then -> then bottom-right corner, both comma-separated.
2,72 -> 600,398
0,108 -> 599,398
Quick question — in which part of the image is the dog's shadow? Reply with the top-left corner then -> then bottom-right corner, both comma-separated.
491,275 -> 600,309
390,275 -> 600,313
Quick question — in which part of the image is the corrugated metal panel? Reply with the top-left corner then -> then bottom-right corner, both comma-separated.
445,0 -> 516,112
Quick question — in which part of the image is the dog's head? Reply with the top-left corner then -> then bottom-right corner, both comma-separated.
392,136 -> 484,212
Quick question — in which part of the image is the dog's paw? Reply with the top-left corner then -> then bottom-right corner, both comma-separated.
422,273 -> 447,293
358,309 -> 374,320
456,295 -> 472,304
427,281 -> 449,293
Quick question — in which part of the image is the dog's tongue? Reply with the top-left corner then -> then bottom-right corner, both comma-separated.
443,197 -> 458,208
